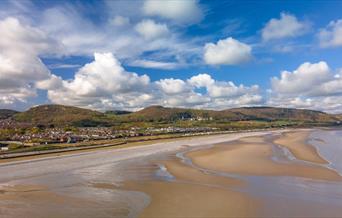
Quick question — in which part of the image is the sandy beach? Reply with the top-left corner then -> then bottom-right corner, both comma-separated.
1,128 -> 342,218
123,158 -> 257,218
188,132 -> 340,181
274,131 -> 328,164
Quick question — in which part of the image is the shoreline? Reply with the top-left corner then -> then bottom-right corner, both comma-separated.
0,128 -> 289,164
119,129 -> 342,217
0,129 -> 285,218
1,128 -> 342,218
187,131 -> 341,181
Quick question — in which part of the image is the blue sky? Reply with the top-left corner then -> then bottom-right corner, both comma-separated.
0,0 -> 342,113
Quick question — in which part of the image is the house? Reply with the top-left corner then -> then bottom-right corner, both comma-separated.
0,143 -> 9,151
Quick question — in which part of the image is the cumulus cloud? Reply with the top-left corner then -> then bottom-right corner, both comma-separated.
269,61 -> 342,113
35,74 -> 63,90
156,78 -> 188,95
271,61 -> 331,95
268,95 -> 342,114
203,37 -> 252,65
48,53 -> 150,105
135,19 -> 169,39
318,19 -> 342,48
143,0 -> 203,24
188,74 -> 260,99
48,67 -> 151,109
48,52 -> 262,111
0,17 -> 61,106
262,13 -> 310,41
188,74 -> 215,88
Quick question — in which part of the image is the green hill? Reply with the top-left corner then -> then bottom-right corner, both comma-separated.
226,107 -> 338,122
122,105 -> 228,122
13,104 -> 109,127
3,104 -> 341,127
123,105 -> 339,123
0,109 -> 18,119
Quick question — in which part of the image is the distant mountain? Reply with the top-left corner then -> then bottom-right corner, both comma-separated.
0,109 -> 18,119
226,107 -> 338,122
124,105 -> 226,122
126,105 -> 202,121
13,104 -> 109,127
2,104 -> 340,127
125,105 -> 339,123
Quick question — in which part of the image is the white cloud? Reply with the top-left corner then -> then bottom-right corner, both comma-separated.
188,73 -> 260,99
0,2 -> 261,110
35,74 -> 63,90
39,6 -> 108,56
34,4 -> 199,67
161,92 -> 210,108
49,53 -> 150,98
0,17 -> 61,106
188,74 -> 215,88
269,61 -> 342,113
135,19 -> 169,39
48,53 -> 262,111
156,78 -> 188,95
267,95 -> 342,113
48,53 -> 154,110
318,19 -> 342,48
262,13 -> 309,41
203,37 -> 252,65
208,82 -> 259,98
271,61 -> 331,95
143,0 -> 203,24
0,1 -> 205,74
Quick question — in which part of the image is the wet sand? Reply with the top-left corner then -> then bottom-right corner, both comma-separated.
1,129 -> 342,218
188,134 -> 340,181
0,184 -> 128,218
123,159 -> 257,218
274,131 -> 328,164
122,129 -> 342,217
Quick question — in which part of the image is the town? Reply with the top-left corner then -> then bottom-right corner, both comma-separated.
0,125 -> 219,151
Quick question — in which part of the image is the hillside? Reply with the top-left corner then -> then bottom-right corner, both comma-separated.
13,105 -> 109,127
123,105 -> 227,122
124,105 -> 339,123
0,109 -> 18,119
2,104 -> 340,128
227,107 -> 338,122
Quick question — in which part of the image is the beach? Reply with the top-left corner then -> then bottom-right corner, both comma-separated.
1,128 -> 342,217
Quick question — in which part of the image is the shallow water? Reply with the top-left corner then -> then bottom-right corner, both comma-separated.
244,129 -> 342,217
1,129 -> 342,218
171,129 -> 342,217
310,129 -> 342,174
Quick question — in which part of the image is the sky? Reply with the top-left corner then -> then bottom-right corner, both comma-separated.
0,0 -> 342,113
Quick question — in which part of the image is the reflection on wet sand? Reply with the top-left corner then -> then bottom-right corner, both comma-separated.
1,129 -> 342,218
188,133 -> 340,180
123,130 -> 342,217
